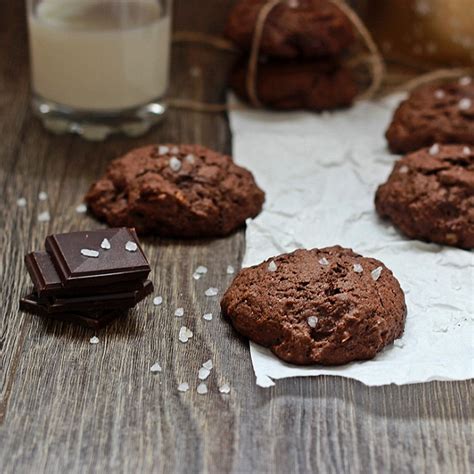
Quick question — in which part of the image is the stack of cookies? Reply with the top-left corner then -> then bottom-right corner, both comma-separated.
225,0 -> 358,111
20,228 -> 153,328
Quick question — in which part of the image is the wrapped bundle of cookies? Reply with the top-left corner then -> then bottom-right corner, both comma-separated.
225,0 -> 374,111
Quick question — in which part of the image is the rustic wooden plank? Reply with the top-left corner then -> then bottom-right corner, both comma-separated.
0,1 -> 472,473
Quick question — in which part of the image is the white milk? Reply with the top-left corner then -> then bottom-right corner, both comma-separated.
28,0 -> 171,110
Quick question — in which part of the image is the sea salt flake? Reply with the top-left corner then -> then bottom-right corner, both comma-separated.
125,241 -> 138,252
399,165 -> 409,174
195,265 -> 208,275
175,307 -> 184,317
463,146 -> 471,155
203,313 -> 213,321
169,157 -> 182,171
38,191 -> 48,201
150,362 -> 162,373
205,287 -> 218,297
459,76 -> 472,86
81,248 -> 99,258
371,266 -> 383,281
202,359 -> 213,370
219,383 -> 231,394
153,296 -> 163,306
429,143 -> 440,155
434,89 -> 445,99
198,367 -> 211,380
185,154 -> 195,164
89,336 -> 99,344
267,261 -> 277,272
353,263 -> 363,273
177,382 -> 189,393
158,145 -> 169,155
307,316 -> 318,328
37,211 -> 50,222
459,98 -> 472,110
319,257 -> 329,266
179,326 -> 193,343
393,339 -> 405,348
100,238 -> 111,250
197,383 -> 208,395
17,197 -> 27,207
226,265 -> 235,275
75,203 -> 87,213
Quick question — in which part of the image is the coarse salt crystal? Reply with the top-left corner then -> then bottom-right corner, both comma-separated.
459,76 -> 472,86
75,203 -> 87,213
197,383 -> 208,395
17,197 -> 27,207
193,266 -> 208,280
226,265 -> 235,274
125,241 -> 138,252
185,154 -> 195,164
459,98 -> 472,110
434,89 -> 445,99
153,296 -> 163,306
399,165 -> 409,174
38,191 -> 48,201
100,238 -> 111,250
198,367 -> 211,380
177,382 -> 189,393
175,307 -> 184,317
319,257 -> 329,266
307,316 -> 318,328
393,339 -> 405,348
463,146 -> 471,155
371,266 -> 383,281
267,261 -> 277,272
158,145 -> 169,155
179,326 -> 193,343
203,313 -> 213,321
219,383 -> 231,394
89,336 -> 99,344
169,157 -> 182,171
429,143 -> 440,155
170,146 -> 179,154
37,211 -> 50,222
353,263 -> 363,273
205,287 -> 218,297
81,248 -> 99,258
150,362 -> 162,373
202,359 -> 213,370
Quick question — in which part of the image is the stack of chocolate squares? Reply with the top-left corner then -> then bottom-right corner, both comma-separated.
20,228 -> 153,329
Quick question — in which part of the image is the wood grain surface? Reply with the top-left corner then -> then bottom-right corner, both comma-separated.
0,1 -> 472,473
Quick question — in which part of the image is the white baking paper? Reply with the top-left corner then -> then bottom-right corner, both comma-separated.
229,95 -> 474,387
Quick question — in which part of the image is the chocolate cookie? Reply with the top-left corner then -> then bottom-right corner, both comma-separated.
386,77 -> 474,153
375,144 -> 474,249
225,0 -> 354,58
230,59 -> 357,110
221,247 -> 406,365
85,145 -> 265,238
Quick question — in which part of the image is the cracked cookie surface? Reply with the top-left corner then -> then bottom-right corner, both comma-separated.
221,246 -> 406,365
386,78 -> 474,154
85,144 -> 265,238
375,144 -> 474,249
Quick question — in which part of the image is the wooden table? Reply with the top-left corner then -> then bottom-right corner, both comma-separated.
0,2 -> 472,473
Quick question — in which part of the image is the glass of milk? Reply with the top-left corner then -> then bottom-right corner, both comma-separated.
27,0 -> 172,140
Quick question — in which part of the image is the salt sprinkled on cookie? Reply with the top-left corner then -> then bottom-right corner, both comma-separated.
38,191 -> 48,201
319,257 -> 329,266
169,157 -> 182,172
81,248 -> 99,258
399,165 -> 409,174
100,238 -> 111,250
205,287 -> 218,297
89,336 -> 99,344
203,313 -> 213,321
459,76 -> 472,86
125,241 -> 138,252
37,211 -> 50,222
158,145 -> 169,155
267,261 -> 277,272
307,316 -> 318,328
434,89 -> 445,99
75,203 -> 87,213
178,326 -> 193,343
226,265 -> 235,274
177,382 -> 189,393
153,296 -> 163,306
219,383 -> 231,394
287,0 -> 299,7
429,143 -> 440,155
150,362 -> 162,373
459,98 -> 472,111
174,307 -> 184,317
185,154 -> 195,164
170,146 -> 179,155
463,147 -> 471,155
353,263 -> 363,273
371,266 -> 383,281
17,197 -> 27,207
197,383 -> 208,395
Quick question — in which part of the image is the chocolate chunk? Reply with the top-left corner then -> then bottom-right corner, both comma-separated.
44,228 -> 150,288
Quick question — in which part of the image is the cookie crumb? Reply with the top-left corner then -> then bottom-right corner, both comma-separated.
37,211 -> 51,222
81,248 -> 99,258
267,261 -> 277,272
100,238 -> 111,250
197,383 -> 208,395
429,143 -> 440,155
17,197 -> 27,207
178,326 -> 193,343
174,307 -> 184,317
459,98 -> 472,110
353,263 -> 363,273
371,266 -> 383,281
205,287 -> 218,297
75,203 -> 87,213
307,316 -> 318,328
177,382 -> 189,393
89,336 -> 99,344
125,241 -> 138,252
319,257 -> 329,266
226,265 -> 235,274
219,383 -> 231,394
203,313 -> 213,321
153,296 -> 163,306
150,362 -> 162,373
169,157 -> 182,172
